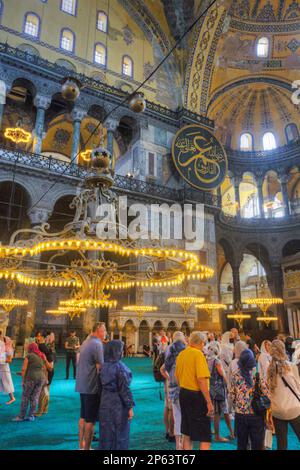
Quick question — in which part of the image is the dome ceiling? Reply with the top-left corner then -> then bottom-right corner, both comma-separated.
208,83 -> 300,150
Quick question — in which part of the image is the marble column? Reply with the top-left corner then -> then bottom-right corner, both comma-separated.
233,176 -> 241,217
71,107 -> 87,164
134,329 -> 139,354
104,118 -> 119,156
16,207 -> 52,343
232,263 -> 242,306
217,186 -> 222,209
269,264 -> 288,333
149,330 -> 152,348
0,103 -> 4,130
256,176 -> 265,218
33,95 -> 51,154
280,175 -> 291,217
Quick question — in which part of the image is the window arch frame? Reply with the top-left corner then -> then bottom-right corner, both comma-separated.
60,28 -> 76,53
263,131 -> 277,151
60,0 -> 77,17
94,42 -> 107,67
96,10 -> 108,33
256,36 -> 270,58
285,123 -> 299,144
240,132 -> 254,152
23,12 -> 41,40
122,55 -> 134,78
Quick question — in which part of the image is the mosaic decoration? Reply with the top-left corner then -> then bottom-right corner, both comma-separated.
143,61 -> 155,83
53,129 -> 71,150
284,0 -> 300,19
260,89 -> 274,130
172,124 -> 227,191
122,25 -> 135,45
287,37 -> 300,51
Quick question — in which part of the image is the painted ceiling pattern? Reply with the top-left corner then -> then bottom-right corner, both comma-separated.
208,84 -> 300,149
230,0 -> 300,22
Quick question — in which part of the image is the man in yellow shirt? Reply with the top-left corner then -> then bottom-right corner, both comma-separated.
175,331 -> 213,450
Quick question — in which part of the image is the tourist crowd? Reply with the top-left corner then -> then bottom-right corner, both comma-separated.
1,325 -> 300,451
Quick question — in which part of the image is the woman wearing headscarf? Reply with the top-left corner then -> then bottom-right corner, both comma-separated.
228,340 -> 248,385
220,331 -> 234,380
258,340 -> 272,381
99,340 -> 135,450
229,349 -> 269,450
13,343 -> 51,421
207,341 -> 235,442
267,340 -> 300,450
13,343 -> 51,422
0,332 -> 15,405
293,343 -> 300,380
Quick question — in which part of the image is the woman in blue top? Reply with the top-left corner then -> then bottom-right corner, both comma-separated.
99,340 -> 135,450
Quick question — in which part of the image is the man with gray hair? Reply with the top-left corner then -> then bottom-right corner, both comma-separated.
76,322 -> 107,450
175,331 -> 213,450
160,331 -> 186,449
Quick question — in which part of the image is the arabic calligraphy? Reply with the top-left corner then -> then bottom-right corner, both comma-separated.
172,125 -> 227,191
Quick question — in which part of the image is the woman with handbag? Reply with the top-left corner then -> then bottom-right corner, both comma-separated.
0,332 -> 16,405
229,348 -> 270,450
207,342 -> 235,442
267,340 -> 300,450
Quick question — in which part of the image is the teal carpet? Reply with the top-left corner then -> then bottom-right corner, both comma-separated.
0,357 -> 299,451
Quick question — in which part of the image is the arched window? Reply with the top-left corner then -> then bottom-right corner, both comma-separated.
285,123 -> 299,143
240,133 -> 253,151
263,132 -> 277,151
94,43 -> 106,66
97,11 -> 108,32
60,29 -> 75,53
257,37 -> 269,58
24,13 -> 40,38
122,55 -> 133,78
61,0 -> 77,16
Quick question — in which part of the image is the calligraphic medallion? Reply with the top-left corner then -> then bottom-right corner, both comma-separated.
172,125 -> 228,191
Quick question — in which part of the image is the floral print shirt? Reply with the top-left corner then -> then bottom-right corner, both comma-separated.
229,369 -> 270,415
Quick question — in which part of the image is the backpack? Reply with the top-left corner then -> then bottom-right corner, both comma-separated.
153,352 -> 165,383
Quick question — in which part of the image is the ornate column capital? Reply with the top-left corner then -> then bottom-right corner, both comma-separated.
72,107 -> 87,123
34,94 -> 51,110
27,207 -> 52,226
104,118 -> 119,132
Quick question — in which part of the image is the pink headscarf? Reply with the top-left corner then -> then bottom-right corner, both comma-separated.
28,342 -> 46,361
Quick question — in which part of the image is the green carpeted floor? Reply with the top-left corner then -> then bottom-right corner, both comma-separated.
0,357 -> 299,451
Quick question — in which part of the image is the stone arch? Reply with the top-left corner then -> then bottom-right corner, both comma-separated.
0,180 -> 31,242
47,193 -> 77,231
282,240 -> 300,258
181,321 -> 191,336
139,319 -> 150,349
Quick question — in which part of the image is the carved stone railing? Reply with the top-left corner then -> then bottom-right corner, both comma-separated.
0,146 -> 220,207
225,140 -> 300,168
219,211 -> 300,228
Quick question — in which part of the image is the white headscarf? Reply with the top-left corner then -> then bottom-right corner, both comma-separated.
234,340 -> 248,359
220,331 -> 234,372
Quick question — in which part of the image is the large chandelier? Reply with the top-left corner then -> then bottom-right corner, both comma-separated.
0,146 -> 214,315
168,296 -> 205,315
0,281 -> 28,313
46,306 -> 87,320
196,303 -> 226,321
122,305 -> 158,320
227,300 -> 251,329
245,296 -> 283,325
